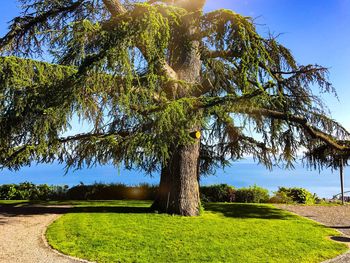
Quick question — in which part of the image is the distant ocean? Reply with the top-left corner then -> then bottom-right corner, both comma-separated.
0,159 -> 349,198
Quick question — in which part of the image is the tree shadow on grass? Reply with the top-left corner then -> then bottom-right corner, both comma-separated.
0,202 -> 296,221
330,236 -> 350,244
0,203 -> 152,218
330,226 -> 350,229
204,203 -> 297,220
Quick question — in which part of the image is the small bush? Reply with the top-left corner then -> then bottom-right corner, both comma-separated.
235,185 -> 270,203
0,184 -> 17,200
268,191 -> 294,204
271,187 -> 316,204
200,184 -> 235,202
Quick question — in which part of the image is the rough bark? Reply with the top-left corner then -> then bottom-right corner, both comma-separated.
151,142 -> 201,216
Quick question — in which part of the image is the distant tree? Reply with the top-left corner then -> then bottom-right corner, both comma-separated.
1,0 -> 349,215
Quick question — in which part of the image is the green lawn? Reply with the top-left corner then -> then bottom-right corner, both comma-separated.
45,201 -> 347,263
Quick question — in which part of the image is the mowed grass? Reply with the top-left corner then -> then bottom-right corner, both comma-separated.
46,201 -> 347,263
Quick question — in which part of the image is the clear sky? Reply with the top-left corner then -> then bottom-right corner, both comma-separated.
1,1 -> 350,196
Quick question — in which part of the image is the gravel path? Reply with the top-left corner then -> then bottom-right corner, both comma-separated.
275,204 -> 350,263
0,203 -> 90,263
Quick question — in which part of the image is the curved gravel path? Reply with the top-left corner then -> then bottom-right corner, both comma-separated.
276,204 -> 350,263
0,203 -> 91,263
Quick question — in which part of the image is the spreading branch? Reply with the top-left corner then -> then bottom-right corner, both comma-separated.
238,108 -> 350,152
102,0 -> 126,16
101,1 -> 178,98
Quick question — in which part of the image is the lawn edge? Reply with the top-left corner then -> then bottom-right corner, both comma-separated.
273,205 -> 350,263
43,202 -> 349,263
42,212 -> 95,263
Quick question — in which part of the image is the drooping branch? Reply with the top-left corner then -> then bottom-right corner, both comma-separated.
271,67 -> 328,75
201,48 -> 327,79
0,133 -> 116,169
57,131 -> 129,143
199,116 -> 274,174
0,0 -> 84,52
202,49 -> 326,78
195,86 -> 350,153
1,127 -> 144,169
304,140 -> 350,169
238,108 -> 350,152
194,72 -> 276,97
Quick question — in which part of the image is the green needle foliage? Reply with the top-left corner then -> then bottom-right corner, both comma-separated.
0,0 -> 349,174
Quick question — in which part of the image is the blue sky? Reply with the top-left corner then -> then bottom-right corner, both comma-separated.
1,1 -> 350,196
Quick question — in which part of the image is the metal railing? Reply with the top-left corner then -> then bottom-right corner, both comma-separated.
333,191 -> 350,199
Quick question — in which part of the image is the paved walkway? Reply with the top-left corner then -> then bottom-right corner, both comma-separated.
0,203 -> 90,263
276,204 -> 350,263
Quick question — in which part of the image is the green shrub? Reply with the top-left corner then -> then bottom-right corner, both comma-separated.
66,183 -> 90,200
268,191 -> 294,204
0,184 -> 17,200
49,185 -> 69,200
15,182 -> 35,199
0,182 -> 69,201
200,184 -> 235,202
235,185 -> 270,203
0,182 -> 317,205
0,182 -> 157,201
271,187 -> 316,204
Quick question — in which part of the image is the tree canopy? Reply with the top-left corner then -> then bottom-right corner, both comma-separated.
1,0 -> 349,175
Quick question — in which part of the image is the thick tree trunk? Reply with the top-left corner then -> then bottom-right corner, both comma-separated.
151,142 -> 201,216
152,11 -> 202,216
151,48 -> 202,216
